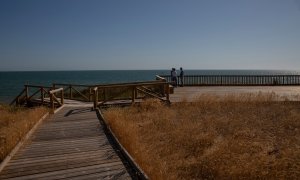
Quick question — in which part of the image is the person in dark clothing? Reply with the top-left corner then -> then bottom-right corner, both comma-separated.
179,67 -> 184,87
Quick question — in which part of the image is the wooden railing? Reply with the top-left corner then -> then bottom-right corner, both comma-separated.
10,85 -> 64,113
53,83 -> 93,102
49,88 -> 64,113
10,85 -> 52,106
92,81 -> 170,108
159,75 -> 300,86
11,80 -> 170,109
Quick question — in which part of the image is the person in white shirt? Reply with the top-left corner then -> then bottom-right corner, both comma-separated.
171,68 -> 178,87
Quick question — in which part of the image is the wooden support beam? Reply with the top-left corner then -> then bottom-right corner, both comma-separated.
136,87 -> 165,101
71,87 -> 89,101
25,85 -> 29,100
93,87 -> 98,109
69,85 -> 72,99
50,94 -> 54,114
41,87 -> 44,104
28,89 -> 41,100
49,88 -> 64,94
132,86 -> 136,104
61,89 -> 64,104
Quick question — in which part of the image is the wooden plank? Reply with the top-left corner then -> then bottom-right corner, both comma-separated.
18,142 -> 112,155
1,157 -> 121,178
0,162 -> 126,180
22,137 -> 106,148
66,169 -> 130,180
0,107 -> 132,179
22,136 -> 105,146
15,143 -> 113,157
2,157 -> 120,175
17,143 -> 112,156
0,160 -> 125,179
8,149 -> 116,166
49,88 -> 63,94
8,149 -> 114,165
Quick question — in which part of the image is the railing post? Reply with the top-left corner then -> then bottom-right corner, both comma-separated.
93,87 -> 98,109
89,87 -> 92,101
25,85 -> 29,100
132,86 -> 136,104
41,87 -> 44,104
69,85 -> 72,99
103,88 -> 106,101
50,93 -> 54,114
61,89 -> 64,105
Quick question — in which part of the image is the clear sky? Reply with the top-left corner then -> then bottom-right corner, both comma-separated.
0,0 -> 300,71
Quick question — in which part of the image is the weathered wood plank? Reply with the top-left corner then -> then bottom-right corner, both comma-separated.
0,162 -> 126,180
1,158 -> 121,178
8,149 -> 116,166
22,136 -> 105,147
0,107 -> 131,179
15,145 -> 114,158
22,138 -> 107,150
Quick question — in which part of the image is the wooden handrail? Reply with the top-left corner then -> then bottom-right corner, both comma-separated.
49,88 -> 63,94
53,83 -> 92,88
93,87 -> 98,109
53,80 -> 164,88
92,81 -> 170,107
156,75 -> 166,82
136,87 -> 165,101
12,80 -> 170,109
96,81 -> 168,89
10,88 -> 26,105
25,85 -> 53,89
49,88 -> 64,114
71,87 -> 89,101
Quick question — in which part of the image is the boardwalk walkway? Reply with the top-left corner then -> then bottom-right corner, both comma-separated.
0,106 -> 131,180
170,86 -> 300,102
1,86 -> 300,179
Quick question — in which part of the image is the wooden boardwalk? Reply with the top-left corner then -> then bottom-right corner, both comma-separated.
170,86 -> 300,102
0,106 -> 132,180
2,85 -> 300,179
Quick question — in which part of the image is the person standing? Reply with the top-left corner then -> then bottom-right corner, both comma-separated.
179,67 -> 184,87
171,68 -> 178,87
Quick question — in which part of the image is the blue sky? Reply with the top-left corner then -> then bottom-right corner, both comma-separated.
0,0 -> 300,71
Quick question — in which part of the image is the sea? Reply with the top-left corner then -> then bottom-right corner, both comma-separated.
1,70 -> 300,104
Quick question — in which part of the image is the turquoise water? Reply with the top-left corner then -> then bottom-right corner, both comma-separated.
1,70 -> 299,104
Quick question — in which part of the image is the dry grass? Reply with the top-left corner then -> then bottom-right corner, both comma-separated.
103,93 -> 300,179
0,105 -> 48,162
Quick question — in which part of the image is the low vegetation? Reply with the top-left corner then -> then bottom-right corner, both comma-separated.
103,93 -> 300,179
0,105 -> 48,162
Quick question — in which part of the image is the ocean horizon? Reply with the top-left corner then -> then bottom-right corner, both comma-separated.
1,69 -> 300,104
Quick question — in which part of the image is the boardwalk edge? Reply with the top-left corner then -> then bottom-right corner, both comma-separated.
96,108 -> 149,180
0,106 -> 64,173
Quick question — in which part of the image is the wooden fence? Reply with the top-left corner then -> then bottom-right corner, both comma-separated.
11,80 -> 170,110
159,75 -> 300,86
53,83 -> 93,101
10,85 -> 64,113
92,81 -> 170,108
